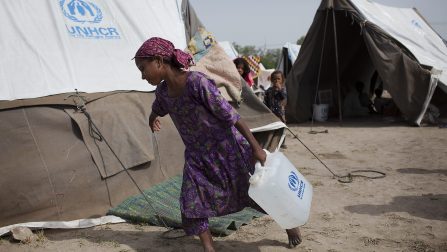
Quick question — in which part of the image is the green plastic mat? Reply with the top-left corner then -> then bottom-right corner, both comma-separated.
108,174 -> 265,235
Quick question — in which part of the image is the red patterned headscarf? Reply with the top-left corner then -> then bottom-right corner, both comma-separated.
134,37 -> 194,69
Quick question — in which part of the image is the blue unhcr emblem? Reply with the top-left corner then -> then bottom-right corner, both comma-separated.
60,0 -> 120,39
288,171 -> 299,192
60,0 -> 102,23
411,19 -> 423,30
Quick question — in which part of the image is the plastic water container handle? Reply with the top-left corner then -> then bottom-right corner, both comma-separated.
249,162 -> 265,185
249,149 -> 270,185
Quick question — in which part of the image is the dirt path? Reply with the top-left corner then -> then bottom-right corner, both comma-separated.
1,120 -> 446,251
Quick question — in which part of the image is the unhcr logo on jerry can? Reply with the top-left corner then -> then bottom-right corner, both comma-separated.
60,0 -> 121,39
288,171 -> 299,192
288,171 -> 306,199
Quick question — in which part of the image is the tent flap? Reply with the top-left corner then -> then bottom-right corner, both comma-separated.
65,92 -> 155,178
362,27 -> 432,123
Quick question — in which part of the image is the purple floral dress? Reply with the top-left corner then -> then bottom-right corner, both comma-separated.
152,71 -> 255,225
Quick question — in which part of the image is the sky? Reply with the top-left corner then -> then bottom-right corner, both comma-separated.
188,0 -> 447,49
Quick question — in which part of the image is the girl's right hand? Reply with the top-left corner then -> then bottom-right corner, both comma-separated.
252,148 -> 267,166
149,113 -> 161,132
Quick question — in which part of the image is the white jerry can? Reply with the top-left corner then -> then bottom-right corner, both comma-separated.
248,150 -> 313,229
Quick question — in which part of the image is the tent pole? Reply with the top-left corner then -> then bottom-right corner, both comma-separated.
332,8 -> 343,122
312,9 -> 330,126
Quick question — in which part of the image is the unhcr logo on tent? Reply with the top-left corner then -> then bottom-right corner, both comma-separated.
411,19 -> 425,36
60,0 -> 102,23
60,0 -> 121,39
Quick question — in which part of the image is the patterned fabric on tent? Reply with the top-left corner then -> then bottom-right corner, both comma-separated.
243,55 -> 261,78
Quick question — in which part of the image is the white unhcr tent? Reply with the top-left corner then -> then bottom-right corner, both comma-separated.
277,42 -> 301,77
0,0 -> 188,101
219,41 -> 239,60
351,0 -> 447,92
0,0 -> 285,234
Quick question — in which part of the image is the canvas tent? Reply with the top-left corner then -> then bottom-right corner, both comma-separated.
219,41 -> 240,60
277,42 -> 301,78
0,0 -> 285,232
285,0 -> 447,125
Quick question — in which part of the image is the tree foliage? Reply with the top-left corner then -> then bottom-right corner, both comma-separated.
261,48 -> 281,69
231,34 -> 305,69
232,43 -> 280,69
233,44 -> 261,56
296,35 -> 305,45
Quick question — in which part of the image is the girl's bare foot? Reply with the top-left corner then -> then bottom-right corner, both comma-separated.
286,227 -> 302,248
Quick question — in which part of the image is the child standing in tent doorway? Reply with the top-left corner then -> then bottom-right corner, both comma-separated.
264,70 -> 288,148
233,57 -> 255,88
134,37 -> 302,251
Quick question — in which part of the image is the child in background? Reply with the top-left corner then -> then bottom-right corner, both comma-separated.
264,70 -> 287,148
264,70 -> 287,122
134,37 -> 301,251
233,57 -> 255,87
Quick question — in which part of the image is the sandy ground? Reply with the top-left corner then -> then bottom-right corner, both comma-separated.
1,118 -> 447,251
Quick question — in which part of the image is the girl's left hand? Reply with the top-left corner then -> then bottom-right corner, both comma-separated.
149,112 -> 161,132
252,148 -> 267,166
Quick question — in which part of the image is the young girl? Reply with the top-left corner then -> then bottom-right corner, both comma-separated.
263,70 -> 287,123
233,57 -> 255,87
264,70 -> 287,149
134,37 -> 301,251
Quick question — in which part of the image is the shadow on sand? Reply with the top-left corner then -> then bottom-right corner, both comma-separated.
397,168 -> 447,176
42,228 -> 288,252
344,194 -> 447,221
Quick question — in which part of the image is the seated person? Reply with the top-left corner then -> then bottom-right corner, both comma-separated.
343,81 -> 370,117
373,88 -> 399,116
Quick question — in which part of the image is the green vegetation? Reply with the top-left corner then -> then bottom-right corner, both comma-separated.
296,35 -> 306,45
231,34 -> 305,69
232,43 -> 280,69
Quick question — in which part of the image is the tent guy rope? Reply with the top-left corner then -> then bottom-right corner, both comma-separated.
287,128 -> 386,183
65,90 -> 186,239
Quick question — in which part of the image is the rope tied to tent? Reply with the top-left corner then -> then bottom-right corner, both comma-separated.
359,20 -> 368,35
65,90 -> 102,141
350,13 -> 355,25
287,128 -> 386,183
65,90 -> 184,238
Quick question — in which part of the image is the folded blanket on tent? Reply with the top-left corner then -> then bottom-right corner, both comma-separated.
191,44 -> 243,104
187,27 -> 243,104
108,174 -> 265,235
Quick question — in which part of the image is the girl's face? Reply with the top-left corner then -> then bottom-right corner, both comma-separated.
236,63 -> 245,76
135,57 -> 163,85
271,73 -> 284,90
